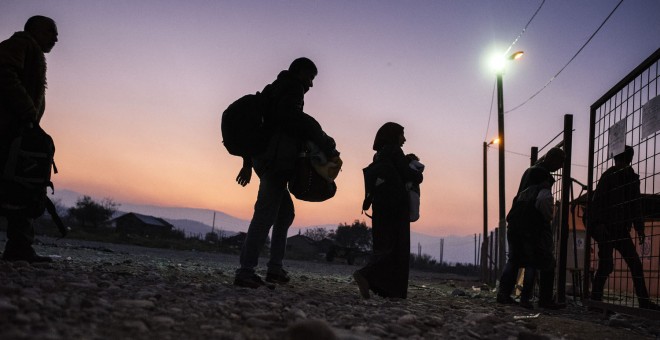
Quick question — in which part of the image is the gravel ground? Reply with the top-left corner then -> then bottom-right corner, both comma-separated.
1,234 -> 659,340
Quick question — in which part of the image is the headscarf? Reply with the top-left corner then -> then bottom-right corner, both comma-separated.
372,122 -> 403,151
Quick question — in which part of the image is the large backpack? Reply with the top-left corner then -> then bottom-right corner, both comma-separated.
221,92 -> 270,157
0,124 -> 67,236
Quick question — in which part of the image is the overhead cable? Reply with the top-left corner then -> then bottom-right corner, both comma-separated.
505,0 -> 624,114
484,0 -> 546,140
503,0 -> 546,57
483,80 -> 496,142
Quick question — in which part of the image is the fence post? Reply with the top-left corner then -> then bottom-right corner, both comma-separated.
557,114 -> 573,303
494,227 -> 499,279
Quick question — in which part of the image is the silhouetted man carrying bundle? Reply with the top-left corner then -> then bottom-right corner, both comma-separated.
233,58 -> 340,288
589,145 -> 659,310
0,16 -> 59,262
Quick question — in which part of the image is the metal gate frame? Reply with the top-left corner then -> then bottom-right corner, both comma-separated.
585,48 -> 660,318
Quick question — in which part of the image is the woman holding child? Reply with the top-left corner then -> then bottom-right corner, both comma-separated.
353,122 -> 423,299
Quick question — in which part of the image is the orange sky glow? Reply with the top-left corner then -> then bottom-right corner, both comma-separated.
3,0 -> 660,237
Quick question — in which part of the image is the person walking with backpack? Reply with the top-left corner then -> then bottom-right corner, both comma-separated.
353,122 -> 422,299
233,58 -> 340,288
589,145 -> 659,310
496,147 -> 565,309
0,16 -> 59,262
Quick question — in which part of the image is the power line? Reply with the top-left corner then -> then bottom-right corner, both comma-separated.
505,0 -> 625,114
503,0 -> 546,57
484,0 -> 546,141
483,80 -> 496,141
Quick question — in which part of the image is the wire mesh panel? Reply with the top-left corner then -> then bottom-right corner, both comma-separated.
587,48 -> 660,314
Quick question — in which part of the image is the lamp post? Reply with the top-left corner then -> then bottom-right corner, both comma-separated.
482,138 -> 499,283
496,51 -> 524,275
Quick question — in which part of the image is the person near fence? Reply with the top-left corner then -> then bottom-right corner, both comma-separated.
233,57 -> 340,289
589,145 -> 659,310
496,147 -> 565,309
353,122 -> 423,299
0,16 -> 58,263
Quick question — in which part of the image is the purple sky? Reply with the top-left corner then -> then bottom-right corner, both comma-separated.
1,0 -> 659,236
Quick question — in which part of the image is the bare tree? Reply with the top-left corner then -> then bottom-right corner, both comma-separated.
67,195 -> 119,228
303,227 -> 331,241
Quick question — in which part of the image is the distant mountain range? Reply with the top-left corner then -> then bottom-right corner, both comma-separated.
52,189 -> 476,264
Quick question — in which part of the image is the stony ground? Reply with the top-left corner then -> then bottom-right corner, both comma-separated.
1,235 -> 659,340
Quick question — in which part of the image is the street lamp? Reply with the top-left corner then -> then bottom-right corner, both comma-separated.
482,137 -> 499,282
495,51 -> 524,275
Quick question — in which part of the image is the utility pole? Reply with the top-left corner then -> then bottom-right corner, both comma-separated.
440,239 -> 444,265
477,233 -> 481,266
474,233 -> 477,266
211,211 -> 216,233
495,51 -> 524,275
497,71 -> 507,275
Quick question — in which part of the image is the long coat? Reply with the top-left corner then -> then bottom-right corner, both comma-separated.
0,31 -> 47,142
359,144 -> 422,298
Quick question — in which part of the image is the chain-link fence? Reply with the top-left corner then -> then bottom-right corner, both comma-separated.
586,48 -> 660,316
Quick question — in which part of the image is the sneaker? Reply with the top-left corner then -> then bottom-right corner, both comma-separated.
234,273 -> 274,289
538,300 -> 566,310
266,268 -> 291,284
353,271 -> 370,299
496,295 -> 517,305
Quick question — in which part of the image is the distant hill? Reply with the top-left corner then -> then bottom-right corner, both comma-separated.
53,189 -> 245,237
163,217 -> 237,238
53,189 -> 475,264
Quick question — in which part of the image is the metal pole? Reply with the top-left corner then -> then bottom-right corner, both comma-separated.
584,106 -> 597,301
497,72 -> 507,274
482,141 -> 489,282
474,233 -> 477,266
478,233 -> 481,266
494,227 -> 499,275
557,114 -> 574,303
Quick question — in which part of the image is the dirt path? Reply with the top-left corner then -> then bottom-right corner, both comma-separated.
0,236 -> 658,339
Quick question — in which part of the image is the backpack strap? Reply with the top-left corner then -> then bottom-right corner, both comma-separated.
45,196 -> 69,237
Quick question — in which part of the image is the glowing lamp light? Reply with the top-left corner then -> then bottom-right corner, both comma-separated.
489,51 -> 524,72
490,55 -> 506,72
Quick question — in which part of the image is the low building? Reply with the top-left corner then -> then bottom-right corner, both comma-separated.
286,234 -> 319,255
110,212 -> 174,237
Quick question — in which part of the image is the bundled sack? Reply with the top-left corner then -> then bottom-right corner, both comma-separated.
289,141 -> 342,202
0,124 -> 68,236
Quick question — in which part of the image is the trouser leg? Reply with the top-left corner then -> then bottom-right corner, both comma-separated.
616,238 -> 650,301
592,240 -> 614,300
520,267 -> 537,302
267,192 -> 294,271
538,268 -> 555,303
498,261 -> 519,298
238,173 -> 288,275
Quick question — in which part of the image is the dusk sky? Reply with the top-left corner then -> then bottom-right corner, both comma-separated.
2,1 -> 659,237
